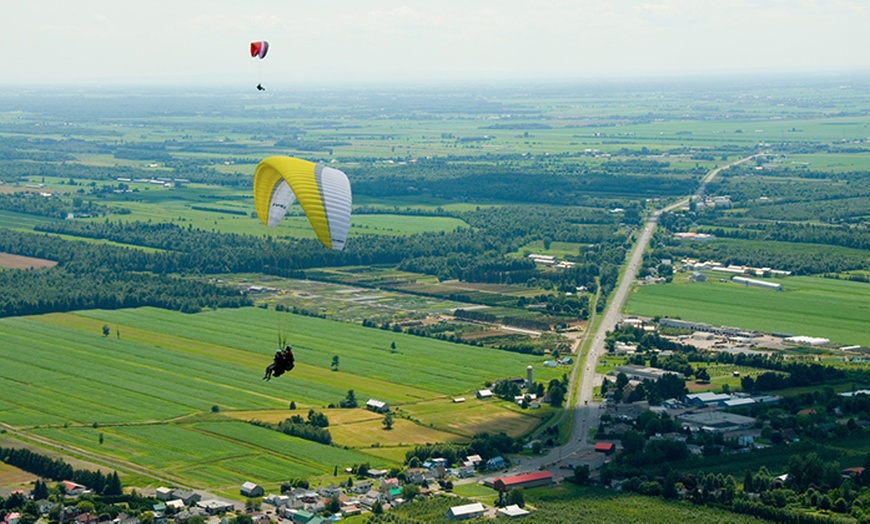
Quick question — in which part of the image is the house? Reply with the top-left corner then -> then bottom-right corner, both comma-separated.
195,500 -> 234,515
367,468 -> 389,478
350,480 -> 373,494
4,513 -> 21,524
466,454 -> 482,466
594,442 -> 616,455
486,456 -> 506,470
358,490 -> 385,509
340,505 -> 361,518
457,461 -> 475,478
170,489 -> 201,506
405,468 -> 430,485
240,481 -> 264,498
62,480 -> 88,496
165,500 -> 186,513
114,514 -> 140,524
155,487 -> 174,501
493,471 -> 553,492
386,487 -> 402,502
263,494 -> 289,507
366,399 -> 390,413
476,389 -> 493,399
291,509 -> 321,524
379,477 -> 399,493
75,513 -> 97,524
447,502 -> 485,520
318,484 -> 342,498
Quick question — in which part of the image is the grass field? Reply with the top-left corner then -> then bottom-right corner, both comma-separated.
0,306 -> 559,491
624,274 -> 870,347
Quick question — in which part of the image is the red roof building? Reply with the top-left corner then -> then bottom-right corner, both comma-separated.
594,442 -> 616,454
493,471 -> 553,492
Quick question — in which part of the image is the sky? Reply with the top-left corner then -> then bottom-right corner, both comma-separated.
3,0 -> 869,87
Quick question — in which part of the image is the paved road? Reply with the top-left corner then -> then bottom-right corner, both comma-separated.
475,153 -> 762,482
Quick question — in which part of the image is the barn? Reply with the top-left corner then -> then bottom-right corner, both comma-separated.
493,471 -> 553,492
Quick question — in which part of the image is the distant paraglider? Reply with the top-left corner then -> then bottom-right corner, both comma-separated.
250,41 -> 269,90
253,156 -> 352,251
250,40 -> 269,59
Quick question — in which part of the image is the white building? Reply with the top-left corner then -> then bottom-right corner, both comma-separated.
732,275 -> 783,291
447,502 -> 485,520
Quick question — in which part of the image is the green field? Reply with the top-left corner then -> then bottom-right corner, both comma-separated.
624,274 -> 870,347
0,306 -> 559,491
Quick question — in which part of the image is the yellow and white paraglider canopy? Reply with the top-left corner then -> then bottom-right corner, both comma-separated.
253,156 -> 352,250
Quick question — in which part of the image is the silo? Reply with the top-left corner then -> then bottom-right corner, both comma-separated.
526,365 -> 533,388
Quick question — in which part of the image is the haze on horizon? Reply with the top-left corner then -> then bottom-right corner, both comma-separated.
3,0 -> 869,88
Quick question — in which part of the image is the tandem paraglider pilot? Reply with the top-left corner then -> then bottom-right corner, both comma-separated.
264,345 -> 295,381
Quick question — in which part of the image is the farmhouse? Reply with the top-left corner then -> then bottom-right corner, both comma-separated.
476,389 -> 493,399
366,399 -> 390,413
493,471 -> 553,491
447,502 -> 485,520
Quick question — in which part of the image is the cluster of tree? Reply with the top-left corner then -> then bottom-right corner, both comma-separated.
405,432 -> 520,465
353,162 -> 696,204
279,478 -> 310,492
0,192 -> 113,219
492,379 -> 522,401
0,446 -> 122,495
454,308 -> 496,323
734,454 -> 870,521
250,409 -> 332,445
601,372 -> 687,405
740,364 -> 844,392
337,389 -> 358,408
697,222 -> 870,251
0,199 -> 632,343
0,266 -> 249,317
597,402 -> 870,522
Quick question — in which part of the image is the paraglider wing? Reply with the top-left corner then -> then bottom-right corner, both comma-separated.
253,156 -> 352,250
250,41 -> 269,59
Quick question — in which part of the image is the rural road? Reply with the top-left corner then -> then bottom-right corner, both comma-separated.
478,152 -> 763,482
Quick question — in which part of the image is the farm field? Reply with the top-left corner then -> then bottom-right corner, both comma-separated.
0,252 -> 57,270
524,484 -> 769,524
624,273 -> 870,347
0,306 -> 559,492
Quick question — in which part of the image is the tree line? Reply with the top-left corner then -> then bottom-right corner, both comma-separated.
0,446 -> 122,496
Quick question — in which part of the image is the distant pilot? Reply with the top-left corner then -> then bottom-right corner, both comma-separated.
263,345 -> 294,380
256,84 -> 266,91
